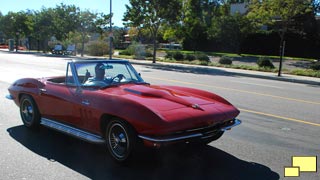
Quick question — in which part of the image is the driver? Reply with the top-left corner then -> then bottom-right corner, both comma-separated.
94,63 -> 105,81
83,63 -> 110,86
94,62 -> 126,82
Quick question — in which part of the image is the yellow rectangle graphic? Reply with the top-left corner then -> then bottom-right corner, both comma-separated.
284,167 -> 300,177
292,156 -> 317,172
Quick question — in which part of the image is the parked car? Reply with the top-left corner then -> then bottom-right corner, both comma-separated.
64,44 -> 76,56
6,59 -> 241,162
51,44 -> 63,55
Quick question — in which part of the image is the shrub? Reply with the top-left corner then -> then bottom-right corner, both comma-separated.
219,56 -> 233,65
185,54 -> 196,61
196,54 -> 210,62
119,49 -> 132,56
257,57 -> 275,69
310,61 -> 320,70
125,43 -> 136,56
133,43 -> 147,59
165,51 -> 174,59
120,42 -> 148,59
200,60 -> 209,66
145,50 -> 153,57
291,69 -> 320,78
86,41 -> 109,56
173,51 -> 184,61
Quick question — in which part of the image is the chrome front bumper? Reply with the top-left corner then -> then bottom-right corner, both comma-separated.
138,118 -> 241,143
5,94 -> 14,100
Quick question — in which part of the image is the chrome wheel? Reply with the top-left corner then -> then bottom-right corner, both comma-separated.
21,99 -> 34,124
108,123 -> 129,159
106,119 -> 136,162
19,95 -> 40,129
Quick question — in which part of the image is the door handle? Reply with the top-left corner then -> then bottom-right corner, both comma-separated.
39,88 -> 47,94
82,100 -> 90,105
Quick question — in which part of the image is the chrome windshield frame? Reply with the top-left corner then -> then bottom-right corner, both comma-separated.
67,59 -> 146,89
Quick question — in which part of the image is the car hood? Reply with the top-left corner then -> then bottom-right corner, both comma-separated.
105,84 -> 238,115
99,84 -> 240,135
121,84 -> 213,111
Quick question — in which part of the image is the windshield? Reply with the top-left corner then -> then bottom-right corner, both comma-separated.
73,61 -> 145,88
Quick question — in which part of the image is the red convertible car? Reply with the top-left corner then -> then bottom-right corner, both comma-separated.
6,59 -> 241,162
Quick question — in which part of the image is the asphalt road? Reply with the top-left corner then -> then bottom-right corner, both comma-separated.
0,51 -> 319,180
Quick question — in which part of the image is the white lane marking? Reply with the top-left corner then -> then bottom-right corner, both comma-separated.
231,80 -> 284,89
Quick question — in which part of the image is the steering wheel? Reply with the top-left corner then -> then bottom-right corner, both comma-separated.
112,74 -> 126,83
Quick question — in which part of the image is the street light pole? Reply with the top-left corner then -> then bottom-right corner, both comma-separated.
278,31 -> 286,77
15,31 -> 19,52
109,0 -> 113,59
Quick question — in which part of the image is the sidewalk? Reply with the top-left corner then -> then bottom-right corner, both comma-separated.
127,59 -> 320,86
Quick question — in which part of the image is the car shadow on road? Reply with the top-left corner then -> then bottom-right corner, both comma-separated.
7,126 -> 279,180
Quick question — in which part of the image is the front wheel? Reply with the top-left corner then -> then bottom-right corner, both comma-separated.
19,95 -> 41,129
106,118 -> 136,163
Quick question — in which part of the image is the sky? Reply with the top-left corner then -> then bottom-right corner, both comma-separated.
0,0 -> 129,27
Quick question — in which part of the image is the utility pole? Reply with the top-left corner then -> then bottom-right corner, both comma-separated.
109,0 -> 113,59
278,31 -> 286,77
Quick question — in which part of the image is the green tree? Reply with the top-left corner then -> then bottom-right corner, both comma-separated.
0,13 -> 4,43
95,12 -> 111,39
181,0 -> 224,51
51,3 -> 80,41
113,27 -> 127,49
32,8 -> 55,52
208,13 -> 256,53
66,10 -> 110,57
77,10 -> 97,56
0,11 -> 34,51
247,0 -> 314,76
0,12 -> 15,39
163,26 -> 182,43
123,0 -> 182,63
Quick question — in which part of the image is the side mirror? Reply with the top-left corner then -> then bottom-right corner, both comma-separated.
138,73 -> 141,77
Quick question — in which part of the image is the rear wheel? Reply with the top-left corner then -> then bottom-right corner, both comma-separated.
106,118 -> 136,163
19,95 -> 41,129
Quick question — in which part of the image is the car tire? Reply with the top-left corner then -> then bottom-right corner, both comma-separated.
106,118 -> 136,163
19,95 -> 41,129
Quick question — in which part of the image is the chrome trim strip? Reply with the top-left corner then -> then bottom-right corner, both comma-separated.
5,94 -> 14,100
138,133 -> 203,142
221,119 -> 241,131
138,118 -> 241,143
40,118 -> 105,144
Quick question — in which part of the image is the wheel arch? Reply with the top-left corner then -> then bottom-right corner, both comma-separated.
99,114 -> 138,138
18,93 -> 34,104
100,114 -> 115,138
95,95 -> 165,137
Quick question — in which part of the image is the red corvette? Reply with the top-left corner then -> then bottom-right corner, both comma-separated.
6,59 -> 241,162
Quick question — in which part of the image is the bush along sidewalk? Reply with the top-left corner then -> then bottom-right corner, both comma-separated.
219,56 -> 233,65
160,51 -> 320,78
116,50 -> 320,78
164,51 -> 210,65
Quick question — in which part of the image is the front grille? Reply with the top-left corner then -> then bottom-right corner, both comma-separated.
138,119 -> 240,143
164,119 -> 235,140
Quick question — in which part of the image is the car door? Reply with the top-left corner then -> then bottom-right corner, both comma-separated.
37,63 -> 83,126
38,83 -> 79,121
76,88 -> 104,134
